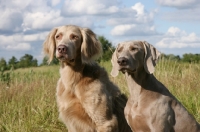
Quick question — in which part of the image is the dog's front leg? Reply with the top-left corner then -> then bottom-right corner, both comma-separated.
80,83 -> 119,132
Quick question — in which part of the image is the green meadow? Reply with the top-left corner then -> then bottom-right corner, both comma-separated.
0,59 -> 200,132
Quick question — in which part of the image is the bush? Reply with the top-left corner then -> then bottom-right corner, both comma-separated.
0,67 -> 11,86
98,36 -> 115,62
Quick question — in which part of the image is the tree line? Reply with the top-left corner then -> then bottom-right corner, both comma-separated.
0,54 -> 38,71
161,53 -> 200,63
1,36 -> 200,71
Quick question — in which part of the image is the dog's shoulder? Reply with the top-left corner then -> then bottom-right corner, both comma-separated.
83,62 -> 107,79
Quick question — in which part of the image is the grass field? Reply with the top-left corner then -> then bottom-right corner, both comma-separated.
0,59 -> 200,132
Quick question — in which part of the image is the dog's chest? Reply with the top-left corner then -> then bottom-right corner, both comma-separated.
124,99 -> 151,131
57,80 -> 91,117
56,76 -> 96,130
56,77 -> 83,110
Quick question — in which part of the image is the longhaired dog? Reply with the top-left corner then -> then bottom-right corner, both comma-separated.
43,25 -> 132,132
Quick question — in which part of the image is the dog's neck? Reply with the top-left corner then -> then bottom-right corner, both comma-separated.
59,60 -> 85,93
61,56 -> 85,72
125,68 -> 173,102
125,68 -> 155,101
59,59 -> 101,93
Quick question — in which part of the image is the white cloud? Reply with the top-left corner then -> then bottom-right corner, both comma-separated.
0,35 -> 16,46
132,2 -> 145,15
13,32 -> 48,42
111,24 -> 157,36
61,0 -> 119,16
111,24 -> 136,36
0,0 -> 99,35
131,3 -> 155,24
108,2 -> 156,26
4,43 -> 31,51
22,11 -> 63,31
22,11 -> 97,31
0,0 -> 32,10
0,0 -> 51,14
0,35 -> 31,51
156,0 -> 198,9
181,33 -> 200,43
0,31 -> 48,52
0,8 -> 23,33
156,27 -> 200,48
51,0 -> 61,6
0,0 -> 53,33
108,2 -> 157,37
156,0 -> 200,22
166,27 -> 187,36
160,9 -> 200,22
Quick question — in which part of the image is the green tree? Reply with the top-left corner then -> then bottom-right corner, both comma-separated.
18,54 -> 38,68
8,56 -> 18,70
182,53 -> 200,63
161,54 -> 180,61
0,58 -> 7,71
32,58 -> 38,67
40,56 -> 59,66
98,36 -> 115,61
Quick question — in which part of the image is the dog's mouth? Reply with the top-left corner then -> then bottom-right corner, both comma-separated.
119,67 -> 136,74
57,55 -> 75,63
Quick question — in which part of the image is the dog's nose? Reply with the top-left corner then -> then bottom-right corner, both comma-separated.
57,45 -> 67,54
117,57 -> 128,66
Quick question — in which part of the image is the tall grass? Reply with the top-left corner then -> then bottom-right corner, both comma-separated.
155,58 -> 200,121
0,60 -> 200,132
0,66 -> 66,132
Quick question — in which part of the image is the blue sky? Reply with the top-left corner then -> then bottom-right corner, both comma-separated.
0,0 -> 200,64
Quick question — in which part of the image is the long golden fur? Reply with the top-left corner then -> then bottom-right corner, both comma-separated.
43,25 -> 132,132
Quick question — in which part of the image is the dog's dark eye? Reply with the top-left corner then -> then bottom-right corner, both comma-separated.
117,47 -> 123,53
130,47 -> 137,51
55,33 -> 62,40
70,34 -> 79,40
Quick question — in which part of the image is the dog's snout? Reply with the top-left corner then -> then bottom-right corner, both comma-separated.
117,57 -> 128,66
57,45 -> 67,54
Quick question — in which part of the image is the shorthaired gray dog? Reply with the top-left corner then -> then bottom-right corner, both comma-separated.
111,40 -> 200,132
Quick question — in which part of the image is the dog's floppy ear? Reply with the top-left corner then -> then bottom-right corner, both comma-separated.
111,45 -> 119,77
43,28 -> 58,64
142,41 -> 161,74
80,28 -> 102,63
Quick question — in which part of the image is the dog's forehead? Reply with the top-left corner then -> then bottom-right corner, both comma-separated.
118,41 -> 143,49
57,25 -> 81,35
